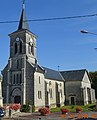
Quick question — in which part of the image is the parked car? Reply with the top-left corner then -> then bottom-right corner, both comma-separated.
0,108 -> 4,117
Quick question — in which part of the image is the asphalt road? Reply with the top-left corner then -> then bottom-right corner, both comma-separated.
1,111 -> 97,120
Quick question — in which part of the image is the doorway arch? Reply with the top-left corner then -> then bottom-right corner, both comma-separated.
14,96 -> 21,103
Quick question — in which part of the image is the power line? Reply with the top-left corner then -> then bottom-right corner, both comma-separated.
0,13 -> 97,24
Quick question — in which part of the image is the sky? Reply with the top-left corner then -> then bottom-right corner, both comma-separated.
1,0 -> 97,73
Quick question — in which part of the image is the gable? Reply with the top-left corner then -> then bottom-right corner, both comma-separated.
82,71 -> 91,84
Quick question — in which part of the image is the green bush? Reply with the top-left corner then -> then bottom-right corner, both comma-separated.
20,104 -> 30,112
32,105 -> 35,112
71,105 -> 74,109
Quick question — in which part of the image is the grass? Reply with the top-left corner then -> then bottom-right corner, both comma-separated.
50,103 -> 96,113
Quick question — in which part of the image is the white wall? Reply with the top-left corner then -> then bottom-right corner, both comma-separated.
34,72 -> 45,108
45,78 -> 65,107
81,71 -> 91,89
81,71 -> 91,105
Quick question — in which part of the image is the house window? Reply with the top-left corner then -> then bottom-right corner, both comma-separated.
15,42 -> 18,54
39,76 -> 41,84
38,91 -> 42,99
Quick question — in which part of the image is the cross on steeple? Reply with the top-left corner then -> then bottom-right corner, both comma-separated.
22,0 -> 25,9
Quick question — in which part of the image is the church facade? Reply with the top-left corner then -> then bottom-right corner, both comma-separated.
2,6 -> 65,109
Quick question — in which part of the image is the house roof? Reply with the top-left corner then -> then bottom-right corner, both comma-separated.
43,67 -> 64,81
60,69 -> 87,81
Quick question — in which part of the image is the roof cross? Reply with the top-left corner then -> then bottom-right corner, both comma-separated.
22,0 -> 25,9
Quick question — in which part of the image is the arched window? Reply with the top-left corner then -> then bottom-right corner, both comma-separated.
28,42 -> 31,54
13,74 -> 15,84
20,41 -> 22,53
31,44 -> 34,55
16,59 -> 19,69
39,76 -> 41,84
20,74 -> 22,84
17,74 -> 19,84
15,42 -> 18,54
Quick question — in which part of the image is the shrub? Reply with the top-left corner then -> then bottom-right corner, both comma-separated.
32,105 -> 35,112
61,108 -> 70,114
76,107 -> 83,113
71,106 -> 74,109
20,104 -> 30,112
9,103 -> 21,111
38,107 -> 50,115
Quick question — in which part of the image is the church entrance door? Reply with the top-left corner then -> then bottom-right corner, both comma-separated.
71,97 -> 75,105
14,96 -> 21,104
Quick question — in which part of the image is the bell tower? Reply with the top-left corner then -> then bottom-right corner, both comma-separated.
9,3 -> 37,65
3,2 -> 37,104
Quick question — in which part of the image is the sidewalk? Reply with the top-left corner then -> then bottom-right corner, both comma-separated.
2,112 -> 32,120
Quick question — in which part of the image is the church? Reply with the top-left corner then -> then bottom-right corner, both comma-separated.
1,5 -> 65,109
2,3 -> 96,109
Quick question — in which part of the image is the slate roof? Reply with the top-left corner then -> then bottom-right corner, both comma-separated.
60,69 -> 87,81
43,67 -> 64,81
36,64 -> 45,73
18,7 -> 29,30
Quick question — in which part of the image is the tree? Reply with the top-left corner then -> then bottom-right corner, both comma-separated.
89,71 -> 97,99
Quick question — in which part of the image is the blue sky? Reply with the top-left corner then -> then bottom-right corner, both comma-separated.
1,0 -> 97,73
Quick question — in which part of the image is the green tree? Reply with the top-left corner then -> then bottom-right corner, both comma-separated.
89,71 -> 97,99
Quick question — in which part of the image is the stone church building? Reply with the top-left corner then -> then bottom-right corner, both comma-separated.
2,5 -> 65,109
1,4 -> 96,109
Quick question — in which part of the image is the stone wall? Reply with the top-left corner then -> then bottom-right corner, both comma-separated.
65,81 -> 81,105
26,61 -> 35,105
2,65 -> 8,104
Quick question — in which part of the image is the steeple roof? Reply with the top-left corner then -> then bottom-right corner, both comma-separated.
18,5 -> 29,30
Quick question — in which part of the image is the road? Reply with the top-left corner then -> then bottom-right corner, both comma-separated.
1,111 -> 97,120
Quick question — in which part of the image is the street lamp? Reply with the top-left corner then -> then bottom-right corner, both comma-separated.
80,29 -> 97,50
80,30 -> 97,35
